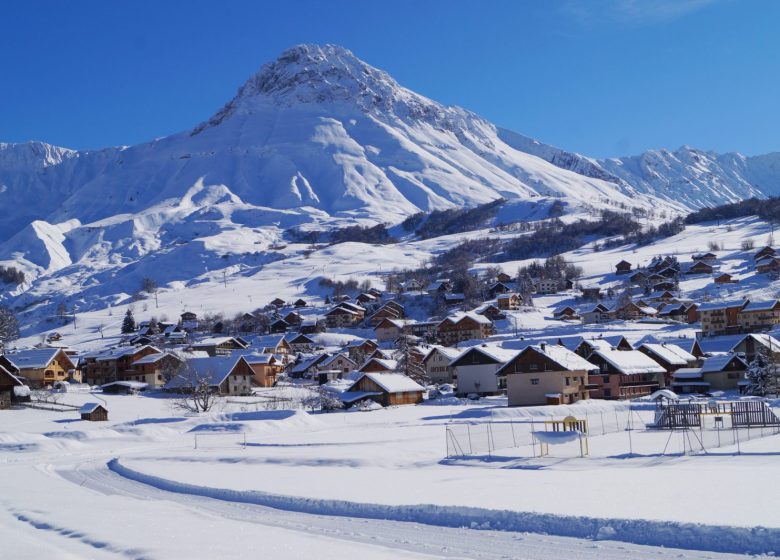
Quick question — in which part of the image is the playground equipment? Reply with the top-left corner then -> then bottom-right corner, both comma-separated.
650,400 -> 780,429
532,415 -> 589,457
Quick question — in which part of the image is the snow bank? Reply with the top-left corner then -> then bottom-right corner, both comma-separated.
109,458 -> 780,555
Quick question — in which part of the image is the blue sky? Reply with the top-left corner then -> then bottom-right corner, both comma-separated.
1,0 -> 777,158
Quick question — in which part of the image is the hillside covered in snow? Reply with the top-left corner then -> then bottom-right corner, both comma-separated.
2,44 -> 780,329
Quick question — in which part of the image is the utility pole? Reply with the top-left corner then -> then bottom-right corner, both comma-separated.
222,270 -> 227,289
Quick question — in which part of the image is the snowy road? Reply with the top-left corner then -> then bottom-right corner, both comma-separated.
34,459 -> 751,560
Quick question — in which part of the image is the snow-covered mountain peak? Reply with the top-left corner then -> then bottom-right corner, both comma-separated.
194,43 -> 469,134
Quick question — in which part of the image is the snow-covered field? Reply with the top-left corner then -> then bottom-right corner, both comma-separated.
1,390 -> 779,558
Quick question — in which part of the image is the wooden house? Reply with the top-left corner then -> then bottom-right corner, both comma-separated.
293,298 -> 307,308
497,272 -> 512,283
242,354 -> 283,387
586,349 -> 664,400
574,336 -> 632,358
435,313 -> 493,347
757,257 -> 780,274
637,343 -> 697,386
533,279 -> 559,294
496,293 -> 522,311
672,354 -> 747,393
190,337 -> 249,356
488,281 -> 512,298
612,301 -> 657,321
283,311 -> 303,326
270,319 -> 290,333
0,365 -> 25,409
754,246 -> 776,261
270,298 -> 286,308
730,333 -> 780,362
714,273 -> 736,284
615,260 -> 632,275
164,355 -> 254,396
478,304 -> 505,322
128,352 -> 185,387
628,271 -> 648,285
316,353 -> 357,374
343,372 -> 424,407
498,344 -> 595,406
580,287 -> 602,301
686,260 -> 714,275
553,305 -> 578,321
285,333 -> 317,353
344,339 -> 379,364
0,348 -> 76,389
356,293 -> 378,306
691,252 -> 717,264
358,357 -> 398,373
80,403 -> 108,422
324,303 -> 365,328
581,303 -> 611,324
374,318 -> 411,342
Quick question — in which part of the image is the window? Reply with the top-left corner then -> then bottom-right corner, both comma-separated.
529,363 -> 539,371
565,377 -> 570,386
531,378 -> 540,385
603,388 -> 612,397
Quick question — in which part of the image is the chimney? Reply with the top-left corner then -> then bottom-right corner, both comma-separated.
540,342 -> 546,351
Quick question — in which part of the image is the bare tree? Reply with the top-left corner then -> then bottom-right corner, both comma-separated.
0,305 -> 20,350
393,335 -> 428,385
170,364 -> 222,413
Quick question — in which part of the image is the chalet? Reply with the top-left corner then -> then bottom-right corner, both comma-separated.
400,279 -> 423,292
356,293 -> 378,306
342,372 -> 424,407
293,298 -> 307,308
0,348 -> 76,389
436,313 -> 493,347
737,300 -> 780,332
368,287 -> 383,298
637,343 -> 697,386
256,335 -> 293,357
580,287 -> 602,301
128,352 -> 185,387
615,260 -> 632,275
270,298 -> 286,308
496,293 -> 522,311
612,301 -> 657,321
289,354 -> 329,379
426,279 -> 452,296
671,354 -> 747,394
242,353 -> 283,387
699,300 -> 746,337
180,312 -> 198,331
714,273 -> 737,284
533,279 -> 559,295
754,246 -> 776,261
0,365 -> 25,409
488,281 -> 512,298
101,380 -> 148,394
344,339 -> 379,364
405,321 -> 438,340
658,303 -> 699,324
47,332 -> 63,342
324,302 -> 366,328
283,311 -> 303,326
553,305 -> 578,321
478,304 -> 505,321
359,357 -> 398,373
628,271 -> 648,285
730,333 -> 780,361
162,324 -> 186,341
270,319 -> 290,334
444,293 -> 465,306
756,257 -> 780,274
332,294 -> 352,303
374,318 -> 413,342
691,252 -> 717,264
285,333 -> 317,353
574,336 -> 632,358
190,337 -> 249,356
658,266 -> 679,279
80,403 -> 108,422
316,353 -> 356,375
164,355 -> 254,396
686,260 -> 714,275
299,319 -> 325,334
497,272 -> 512,283
586,349 -> 664,400
449,344 -> 516,397
581,303 -> 611,325
422,346 -> 460,385
367,304 -> 403,327
498,344 -> 595,406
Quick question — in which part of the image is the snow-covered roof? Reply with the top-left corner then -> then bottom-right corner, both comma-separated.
191,336 -> 247,348
698,300 -> 745,312
639,343 -> 696,366
360,357 -> 398,371
240,353 -> 278,365
499,345 -> 595,375
320,353 -> 354,368
592,349 -> 666,375
348,372 -> 424,394
422,345 -> 461,363
701,354 -> 747,373
450,344 -> 517,367
96,345 -> 160,362
4,348 -> 69,370
672,368 -> 703,380
731,333 -> 780,352
79,402 -> 104,414
101,380 -> 148,390
741,300 -> 780,312
164,356 -> 246,389
132,352 -> 182,365
439,312 -> 492,327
